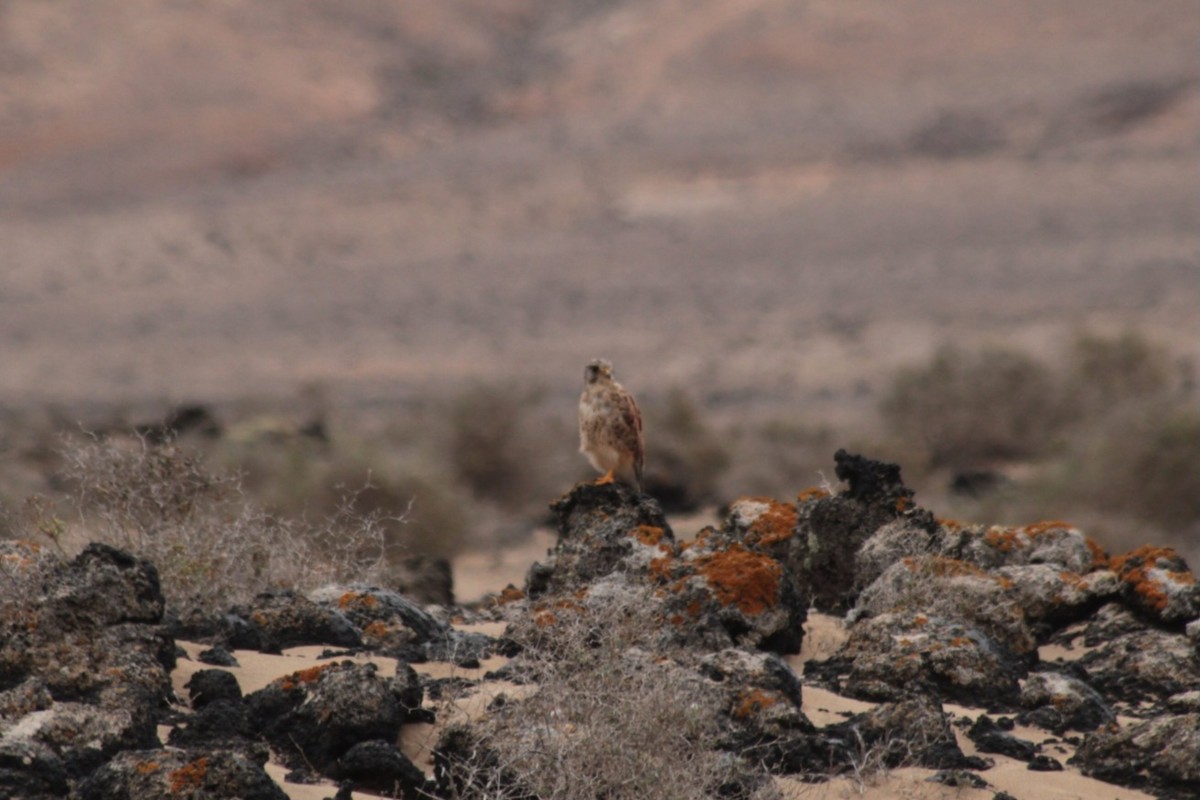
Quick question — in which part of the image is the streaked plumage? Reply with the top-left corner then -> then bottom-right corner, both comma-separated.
579,359 -> 644,491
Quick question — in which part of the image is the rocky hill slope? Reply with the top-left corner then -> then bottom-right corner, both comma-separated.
2,451 -> 1198,799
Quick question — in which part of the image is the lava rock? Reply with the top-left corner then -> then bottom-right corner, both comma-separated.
0,544 -> 173,795
167,699 -> 255,751
1108,546 -> 1200,625
198,645 -> 239,667
1077,626 -> 1200,705
245,660 -> 421,776
810,611 -> 1026,707
310,585 -> 452,649
538,480 -> 674,597
334,739 -> 430,796
792,450 -> 937,612
968,715 -> 1037,761
184,669 -> 242,709
828,695 -> 989,770
74,748 -> 287,800
225,591 -> 361,651
853,555 -> 1037,659
1071,712 -> 1200,796
1018,671 -> 1115,734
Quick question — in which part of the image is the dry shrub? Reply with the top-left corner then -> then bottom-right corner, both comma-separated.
446,383 -> 559,512
1057,400 -> 1200,536
880,345 -> 1066,469
43,434 -> 395,615
435,589 -> 771,800
1069,330 -> 1173,412
643,388 -> 731,511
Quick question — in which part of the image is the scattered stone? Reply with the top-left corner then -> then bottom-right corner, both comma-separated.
1071,712 -> 1200,796
968,715 -> 1037,761
74,748 -> 287,800
198,645 -> 239,667
1108,545 -> 1200,625
926,769 -> 990,788
334,739 -> 430,796
810,611 -> 1026,707
1019,671 -> 1115,734
0,543 -> 173,798
184,669 -> 242,709
225,590 -> 361,651
950,520 -> 1105,575
795,450 -> 937,612
828,696 -> 989,770
1027,754 -> 1064,771
310,585 -> 451,650
166,699 -> 255,752
854,555 -> 1036,659
537,480 -> 675,597
244,660 -> 422,777
1076,626 -> 1200,705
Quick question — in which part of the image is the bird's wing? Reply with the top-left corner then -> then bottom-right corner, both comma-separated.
618,389 -> 645,481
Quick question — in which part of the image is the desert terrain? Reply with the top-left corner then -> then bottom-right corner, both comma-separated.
1,7 -> 1199,795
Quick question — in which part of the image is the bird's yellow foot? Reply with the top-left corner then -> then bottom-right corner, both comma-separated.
594,471 -> 615,486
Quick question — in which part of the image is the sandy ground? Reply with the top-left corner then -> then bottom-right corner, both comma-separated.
168,608 -> 1153,800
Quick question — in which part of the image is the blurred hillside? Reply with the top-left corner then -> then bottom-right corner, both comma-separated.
1,1 -> 1198,556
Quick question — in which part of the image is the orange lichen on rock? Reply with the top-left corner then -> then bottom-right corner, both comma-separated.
905,556 -> 989,580
363,620 -> 391,639
1021,520 -> 1074,537
696,545 -> 781,616
135,760 -> 160,775
633,524 -> 668,546
1085,538 -> 1109,569
796,487 -> 831,503
280,664 -> 333,691
533,609 -> 558,628
649,555 -> 677,584
495,585 -> 526,605
744,499 -> 798,547
169,756 -> 208,793
733,689 -> 781,719
338,591 -> 379,610
986,520 -> 1076,553
1110,545 -> 1196,611
983,527 -> 1021,553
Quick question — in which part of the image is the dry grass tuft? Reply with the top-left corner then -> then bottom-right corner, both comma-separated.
18,434 -> 398,616
433,588 -> 773,800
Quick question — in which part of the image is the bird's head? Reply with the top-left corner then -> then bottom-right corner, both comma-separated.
584,358 -> 614,384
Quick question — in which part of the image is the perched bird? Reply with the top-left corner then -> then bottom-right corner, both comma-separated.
579,358 -> 644,491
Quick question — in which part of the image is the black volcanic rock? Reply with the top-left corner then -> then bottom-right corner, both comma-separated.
808,611 -> 1026,708
791,450 -> 938,612
184,669 -> 242,709
244,660 -> 421,777
334,739 -> 430,796
74,748 -> 287,800
828,696 -> 990,771
1018,671 -> 1115,734
1071,712 -> 1200,797
224,590 -> 361,651
538,480 -> 674,597
968,715 -> 1037,761
0,542 -> 173,799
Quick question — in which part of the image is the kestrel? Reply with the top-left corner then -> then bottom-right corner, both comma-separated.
579,358 -> 644,491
